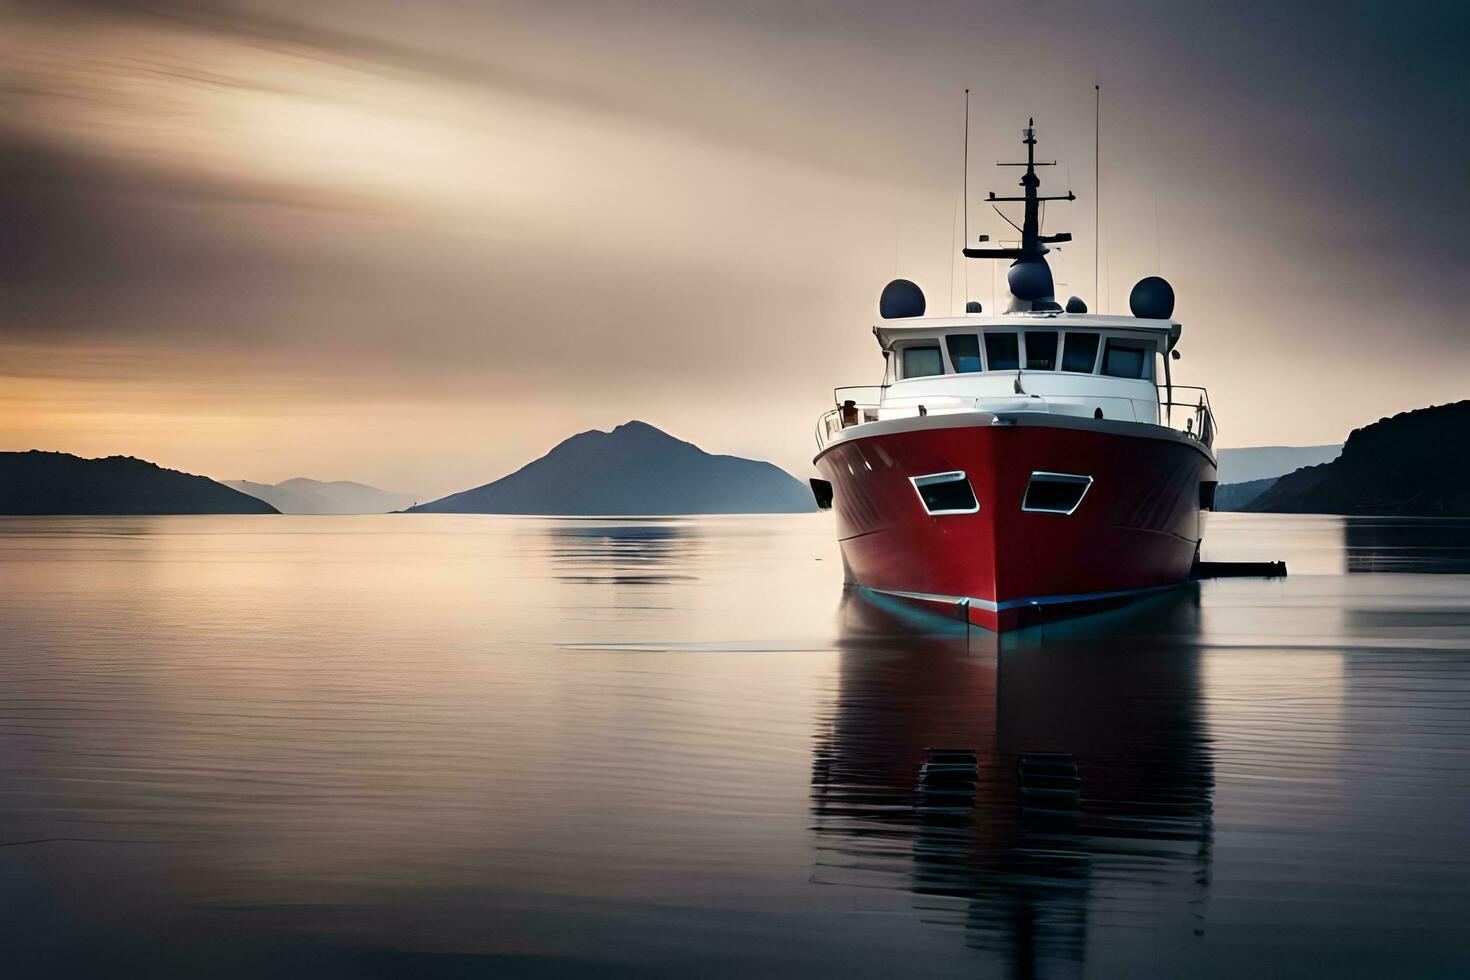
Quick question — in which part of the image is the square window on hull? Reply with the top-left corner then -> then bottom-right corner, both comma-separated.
1022,472 -> 1093,515
911,471 -> 979,515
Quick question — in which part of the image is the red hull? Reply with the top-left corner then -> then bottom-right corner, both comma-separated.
815,415 -> 1216,632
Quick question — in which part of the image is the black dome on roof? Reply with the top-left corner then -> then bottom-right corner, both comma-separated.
1007,257 -> 1053,303
1129,276 -> 1175,319
879,279 -> 926,319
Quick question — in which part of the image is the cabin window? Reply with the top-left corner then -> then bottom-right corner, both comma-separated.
901,345 -> 945,379
910,471 -> 979,515
945,334 -> 983,373
984,333 -> 1020,371
1102,339 -> 1152,379
1024,332 -> 1058,371
1061,332 -> 1100,372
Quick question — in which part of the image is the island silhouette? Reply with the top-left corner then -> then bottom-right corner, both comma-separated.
225,478 -> 417,515
405,420 -> 816,515
0,451 -> 277,515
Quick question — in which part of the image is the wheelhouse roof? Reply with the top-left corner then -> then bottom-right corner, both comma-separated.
873,312 -> 1181,350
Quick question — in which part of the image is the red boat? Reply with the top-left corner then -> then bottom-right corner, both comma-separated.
811,122 -> 1218,632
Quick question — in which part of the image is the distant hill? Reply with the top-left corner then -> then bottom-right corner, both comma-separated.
225,477 -> 417,514
1215,444 -> 1341,484
1244,401 -> 1470,515
406,421 -> 816,515
0,451 -> 278,515
1214,476 -> 1279,512
1204,444 -> 1344,512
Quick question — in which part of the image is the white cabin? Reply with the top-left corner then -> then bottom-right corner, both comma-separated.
818,311 -> 1214,450
871,311 -> 1177,423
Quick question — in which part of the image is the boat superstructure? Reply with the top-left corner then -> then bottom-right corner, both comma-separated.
811,121 -> 1218,632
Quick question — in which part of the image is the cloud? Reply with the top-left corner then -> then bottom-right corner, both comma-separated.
5,0 -> 913,182
0,126 -> 393,352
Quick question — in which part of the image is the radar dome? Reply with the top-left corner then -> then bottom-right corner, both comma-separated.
1065,296 -> 1088,313
879,279 -> 926,319
1007,258 -> 1054,302
1129,276 -> 1175,319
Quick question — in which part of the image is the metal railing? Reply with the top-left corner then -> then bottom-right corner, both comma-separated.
833,385 -> 888,407
815,386 -> 887,449
815,382 -> 1218,452
1157,385 -> 1217,450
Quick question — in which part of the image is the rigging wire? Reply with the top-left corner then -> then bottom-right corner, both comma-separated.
992,203 -> 1022,236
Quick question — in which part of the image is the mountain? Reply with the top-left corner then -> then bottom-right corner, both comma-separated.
1244,401 -> 1470,515
1215,444 -> 1341,485
1211,444 -> 1345,511
225,477 -> 418,514
0,451 -> 278,515
405,421 -> 816,515
1214,476 -> 1279,512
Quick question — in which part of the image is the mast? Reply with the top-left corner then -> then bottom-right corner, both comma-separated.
962,120 -> 1075,310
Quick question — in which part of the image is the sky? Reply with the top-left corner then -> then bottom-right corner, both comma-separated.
2,0 -> 1466,498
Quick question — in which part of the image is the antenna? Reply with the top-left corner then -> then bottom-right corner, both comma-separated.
962,89 -> 970,249
1094,84 -> 1100,311
962,88 -> 971,313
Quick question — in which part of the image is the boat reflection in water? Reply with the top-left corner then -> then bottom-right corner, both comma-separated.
812,587 -> 1213,974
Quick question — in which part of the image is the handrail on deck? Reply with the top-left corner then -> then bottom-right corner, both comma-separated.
816,386 -> 883,449
1157,384 -> 1217,450
832,385 -> 889,407
816,382 -> 1217,452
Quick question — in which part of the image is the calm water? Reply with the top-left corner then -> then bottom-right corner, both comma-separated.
2,514 -> 1469,978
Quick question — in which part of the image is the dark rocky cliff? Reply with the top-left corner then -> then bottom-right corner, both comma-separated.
1244,401 -> 1470,515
